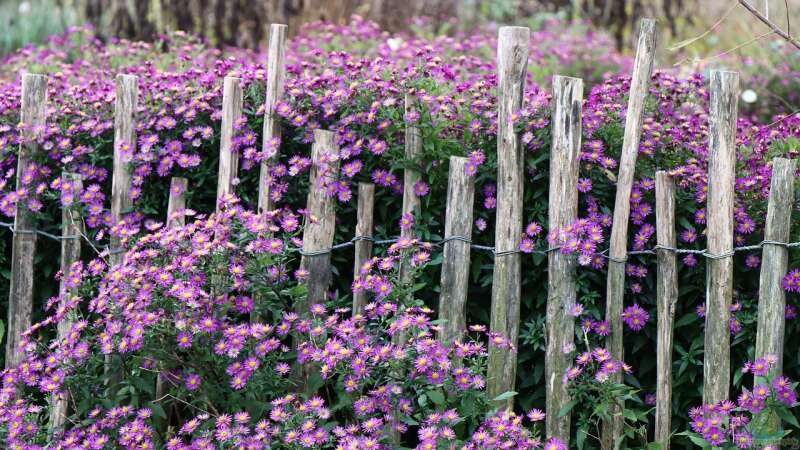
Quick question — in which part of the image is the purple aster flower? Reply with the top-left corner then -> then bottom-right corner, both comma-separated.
622,304 -> 649,331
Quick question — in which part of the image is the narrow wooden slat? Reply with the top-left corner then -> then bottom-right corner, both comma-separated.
155,176 -> 188,428
105,73 -> 138,390
216,76 -> 243,211
753,157 -> 796,444
755,157 -> 796,372
352,182 -> 374,316
167,177 -> 188,228
602,20 -> 657,448
50,173 -> 83,431
487,25 -> 529,407
546,75 -> 583,441
258,23 -> 288,213
295,130 -> 339,390
654,171 -> 677,449
438,156 -> 475,344
110,74 -> 138,267
6,73 -> 47,369
703,70 -> 739,406
299,130 -> 339,312
399,93 -> 422,285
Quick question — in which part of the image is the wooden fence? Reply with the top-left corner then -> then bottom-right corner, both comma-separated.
4,18 -> 798,450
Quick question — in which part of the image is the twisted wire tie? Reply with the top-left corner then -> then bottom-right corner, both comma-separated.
0,221 -> 80,240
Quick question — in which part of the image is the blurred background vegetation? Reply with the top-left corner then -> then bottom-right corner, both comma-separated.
0,0 -> 797,63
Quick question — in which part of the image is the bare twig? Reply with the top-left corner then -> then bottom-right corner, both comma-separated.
765,109 -> 800,128
786,0 -> 791,37
738,0 -> 800,50
673,30 -> 776,67
668,1 -> 739,51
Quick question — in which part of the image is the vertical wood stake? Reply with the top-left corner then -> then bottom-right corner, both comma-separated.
110,74 -> 138,267
299,130 -> 339,312
546,75 -> 583,441
438,156 -> 475,344
487,25 -> 529,408
602,19 -> 657,449
166,177 -> 188,228
155,176 -> 188,428
296,130 -> 339,390
352,183 -> 374,316
399,93 -> 422,285
216,76 -> 243,212
703,70 -> 739,406
258,24 -> 288,213
754,157 -> 795,444
6,73 -> 47,369
49,173 -> 82,430
654,171 -> 677,449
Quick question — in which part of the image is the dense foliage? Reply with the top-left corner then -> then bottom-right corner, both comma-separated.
0,16 -> 798,449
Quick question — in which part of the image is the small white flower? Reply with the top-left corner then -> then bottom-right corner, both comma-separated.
18,2 -> 31,14
742,89 -> 757,104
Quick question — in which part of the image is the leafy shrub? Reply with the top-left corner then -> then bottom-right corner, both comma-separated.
0,195 -> 566,448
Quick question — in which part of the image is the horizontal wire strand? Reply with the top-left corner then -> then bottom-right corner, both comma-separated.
0,220 -> 797,262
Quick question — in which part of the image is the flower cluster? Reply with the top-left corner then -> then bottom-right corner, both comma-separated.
687,355 -> 799,448
0,196 -> 530,448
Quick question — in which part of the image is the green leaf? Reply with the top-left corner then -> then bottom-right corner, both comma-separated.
674,313 -> 697,328
776,406 -> 800,428
306,372 -> 325,393
558,399 -> 578,418
576,426 -> 587,449
685,434 -> 712,448
492,391 -> 517,402
427,389 -> 445,405
399,414 -> 419,426
149,402 -> 167,420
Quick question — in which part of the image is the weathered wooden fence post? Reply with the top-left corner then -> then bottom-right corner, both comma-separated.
166,177 -> 188,228
352,182 -> 375,316
258,23 -> 288,214
216,76 -> 243,212
295,130 -> 339,389
399,93 -> 422,285
299,130 -> 339,312
654,171 -> 677,449
49,173 -> 82,430
755,157 -> 796,373
438,156 -> 475,344
105,73 -> 138,390
546,75 -> 583,441
154,176 -> 188,428
703,70 -> 739,406
110,74 -> 138,267
602,19 -> 657,449
6,73 -> 47,369
754,157 -> 796,443
487,25 -> 529,407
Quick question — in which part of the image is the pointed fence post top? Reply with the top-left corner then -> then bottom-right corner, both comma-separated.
498,26 -> 531,43
313,129 -> 336,147
710,70 -> 740,102
114,74 -> 139,123
635,18 -> 658,51
269,23 -> 288,34
497,26 -> 530,79
21,73 -> 48,96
